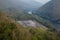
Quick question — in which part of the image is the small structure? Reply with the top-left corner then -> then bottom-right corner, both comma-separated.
28,11 -> 32,14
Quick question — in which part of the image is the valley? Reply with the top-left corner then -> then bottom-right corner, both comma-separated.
0,0 -> 60,40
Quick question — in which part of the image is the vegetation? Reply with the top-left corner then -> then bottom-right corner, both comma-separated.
3,8 -> 56,30
2,8 -> 57,32
0,11 -> 31,40
0,11 -> 60,40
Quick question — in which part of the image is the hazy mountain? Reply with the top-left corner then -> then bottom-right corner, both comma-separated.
34,1 -> 53,20
0,0 -> 42,11
36,0 -> 60,21
35,0 -> 60,30
0,0 -> 42,22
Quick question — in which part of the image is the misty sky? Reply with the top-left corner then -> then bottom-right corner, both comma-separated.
20,0 -> 51,4
35,0 -> 51,4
